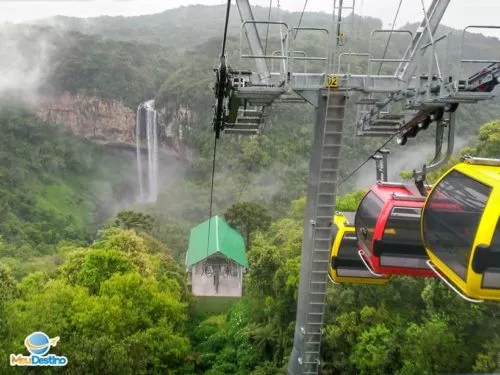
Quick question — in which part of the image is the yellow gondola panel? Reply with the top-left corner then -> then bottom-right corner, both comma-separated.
422,157 -> 500,301
329,212 -> 390,284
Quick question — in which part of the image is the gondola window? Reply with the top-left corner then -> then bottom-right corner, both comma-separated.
355,192 -> 384,256
336,233 -> 374,278
381,207 -> 427,268
423,170 -> 492,281
483,219 -> 500,289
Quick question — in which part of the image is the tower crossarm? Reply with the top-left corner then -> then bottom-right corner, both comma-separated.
394,0 -> 451,82
235,0 -> 271,84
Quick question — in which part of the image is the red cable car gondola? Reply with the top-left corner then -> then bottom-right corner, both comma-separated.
354,182 -> 436,277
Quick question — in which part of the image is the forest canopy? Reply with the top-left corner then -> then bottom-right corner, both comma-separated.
0,4 -> 498,374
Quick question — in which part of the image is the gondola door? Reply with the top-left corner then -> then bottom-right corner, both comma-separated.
329,212 -> 390,284
423,158 -> 500,301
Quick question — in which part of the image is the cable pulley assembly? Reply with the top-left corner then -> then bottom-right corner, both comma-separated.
213,55 -> 231,139
212,0 -> 233,139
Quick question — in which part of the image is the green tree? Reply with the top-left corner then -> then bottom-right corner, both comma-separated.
61,248 -> 134,294
473,337 -> 500,373
473,119 -> 500,157
114,210 -> 154,233
336,190 -> 366,211
0,228 -> 192,374
350,323 -> 399,375
398,317 -> 464,375
0,262 -> 16,340
224,202 -> 271,248
241,138 -> 271,170
0,262 -> 15,302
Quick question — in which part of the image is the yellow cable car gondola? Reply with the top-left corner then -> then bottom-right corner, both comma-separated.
422,156 -> 500,302
329,212 -> 391,284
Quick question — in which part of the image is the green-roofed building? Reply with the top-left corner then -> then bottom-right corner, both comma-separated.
186,215 -> 248,297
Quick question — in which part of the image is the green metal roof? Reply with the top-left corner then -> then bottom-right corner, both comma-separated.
185,215 -> 248,268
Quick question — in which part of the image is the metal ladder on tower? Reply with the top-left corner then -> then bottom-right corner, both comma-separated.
299,89 -> 347,375
296,2 -> 353,373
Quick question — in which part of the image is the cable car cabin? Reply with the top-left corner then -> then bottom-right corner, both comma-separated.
355,182 -> 436,277
329,212 -> 390,284
422,157 -> 500,301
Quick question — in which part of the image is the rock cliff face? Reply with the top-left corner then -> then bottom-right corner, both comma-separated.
157,104 -> 196,160
35,92 -> 193,159
36,92 -> 135,144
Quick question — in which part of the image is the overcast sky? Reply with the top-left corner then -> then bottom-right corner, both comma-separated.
1,1 -> 500,37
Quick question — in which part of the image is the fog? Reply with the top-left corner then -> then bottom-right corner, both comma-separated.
352,135 -> 470,189
0,25 -> 58,104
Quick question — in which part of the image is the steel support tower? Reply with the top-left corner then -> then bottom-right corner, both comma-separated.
214,1 -> 500,374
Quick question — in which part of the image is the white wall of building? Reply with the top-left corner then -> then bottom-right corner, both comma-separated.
190,261 -> 244,297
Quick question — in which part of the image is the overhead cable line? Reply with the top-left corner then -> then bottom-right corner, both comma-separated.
220,0 -> 231,56
207,0 -> 232,257
206,136 -> 218,257
294,0 -> 309,40
264,0 -> 273,54
277,0 -> 286,74
356,0 -> 364,39
338,131 -> 399,187
377,0 -> 403,75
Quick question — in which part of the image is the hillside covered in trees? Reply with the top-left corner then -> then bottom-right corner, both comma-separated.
0,4 -> 498,374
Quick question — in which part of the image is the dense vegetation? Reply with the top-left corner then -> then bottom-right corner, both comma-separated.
0,117 -> 497,374
0,106 -> 140,278
0,4 -> 498,374
46,30 -> 174,109
0,228 -> 192,374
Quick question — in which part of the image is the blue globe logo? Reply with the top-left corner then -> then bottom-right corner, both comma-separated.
24,332 -> 58,356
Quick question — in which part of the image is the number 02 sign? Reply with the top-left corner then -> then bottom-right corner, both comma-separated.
326,74 -> 339,88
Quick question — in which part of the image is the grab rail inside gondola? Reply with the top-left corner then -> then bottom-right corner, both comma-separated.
358,249 -> 385,277
426,260 -> 484,303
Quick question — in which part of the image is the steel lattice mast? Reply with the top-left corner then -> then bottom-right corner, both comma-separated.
212,1 -> 500,374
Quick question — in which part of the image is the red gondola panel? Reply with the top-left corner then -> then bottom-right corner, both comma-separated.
355,182 -> 436,277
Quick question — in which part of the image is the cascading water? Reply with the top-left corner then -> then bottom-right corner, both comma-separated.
136,100 -> 158,203
136,104 -> 144,199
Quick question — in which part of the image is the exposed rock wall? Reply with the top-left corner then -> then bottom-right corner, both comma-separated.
157,104 -> 196,161
36,92 -> 135,144
35,92 -> 193,159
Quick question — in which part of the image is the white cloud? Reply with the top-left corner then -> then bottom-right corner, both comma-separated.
0,25 -> 58,103
0,0 -> 499,39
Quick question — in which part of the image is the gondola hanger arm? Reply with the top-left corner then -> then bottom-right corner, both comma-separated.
413,110 -> 456,195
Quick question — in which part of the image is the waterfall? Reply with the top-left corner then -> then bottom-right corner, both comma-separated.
136,104 -> 144,200
135,100 -> 158,203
